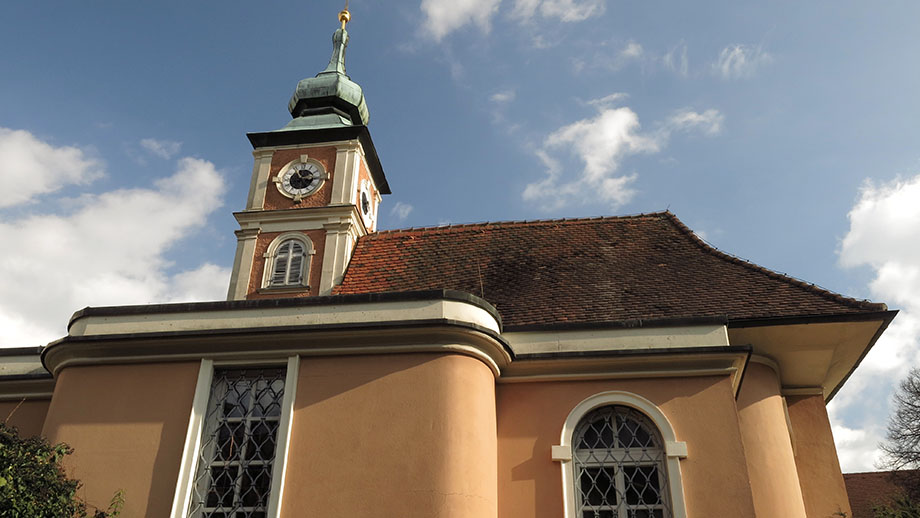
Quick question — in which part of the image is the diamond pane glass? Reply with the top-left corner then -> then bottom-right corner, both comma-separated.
189,367 -> 286,518
573,406 -> 671,518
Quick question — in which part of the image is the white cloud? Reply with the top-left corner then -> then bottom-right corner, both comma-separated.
587,92 -> 629,108
390,201 -> 414,222
619,41 -> 643,60
490,89 -> 516,104
165,264 -> 232,303
421,0 -> 605,39
421,0 -> 501,41
666,108 -> 724,135
140,138 -> 182,159
0,135 -> 231,348
601,41 -> 645,72
514,0 -> 606,22
574,40 -> 689,76
512,0 -> 541,19
523,99 -> 721,210
662,43 -> 689,77
713,44 -> 773,79
832,174 -> 920,471
0,127 -> 103,208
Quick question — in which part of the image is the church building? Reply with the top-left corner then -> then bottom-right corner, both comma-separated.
0,9 -> 895,518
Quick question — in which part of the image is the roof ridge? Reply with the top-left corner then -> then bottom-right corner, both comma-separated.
372,210 -> 671,235
662,212 -> 887,312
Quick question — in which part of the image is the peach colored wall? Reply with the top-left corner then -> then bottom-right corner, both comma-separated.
41,362 -> 200,517
737,362 -> 808,518
496,375 -> 756,518
787,394 -> 853,518
263,146 -> 337,210
0,398 -> 50,437
281,353 -> 498,518
247,229 -> 327,298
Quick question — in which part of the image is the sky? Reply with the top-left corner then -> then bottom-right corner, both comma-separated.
1,1 -> 919,472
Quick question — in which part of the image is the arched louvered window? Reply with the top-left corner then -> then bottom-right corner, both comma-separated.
263,235 -> 312,289
573,405 -> 671,518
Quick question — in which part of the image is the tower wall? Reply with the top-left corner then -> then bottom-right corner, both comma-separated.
228,140 -> 381,300
261,146 -> 337,210
246,229 -> 327,298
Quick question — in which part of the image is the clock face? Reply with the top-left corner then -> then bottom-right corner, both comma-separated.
280,162 -> 324,198
359,180 -> 376,229
360,191 -> 370,215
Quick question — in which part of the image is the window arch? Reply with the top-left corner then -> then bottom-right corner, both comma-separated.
262,233 -> 314,289
573,406 -> 669,518
553,392 -> 688,518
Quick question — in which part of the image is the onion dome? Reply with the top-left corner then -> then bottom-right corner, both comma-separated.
282,9 -> 369,131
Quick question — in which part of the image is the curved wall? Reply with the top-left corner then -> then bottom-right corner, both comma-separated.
736,361 -> 807,518
281,352 -> 497,518
787,394 -> 852,517
40,362 -> 200,517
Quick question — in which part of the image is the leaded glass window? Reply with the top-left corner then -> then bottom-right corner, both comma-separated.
269,239 -> 306,287
573,405 -> 671,518
188,367 -> 286,518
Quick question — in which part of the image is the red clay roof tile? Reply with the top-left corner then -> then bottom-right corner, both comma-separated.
334,211 -> 886,328
844,471 -> 909,517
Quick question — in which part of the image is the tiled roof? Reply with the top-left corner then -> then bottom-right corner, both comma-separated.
844,471 -> 907,517
334,211 -> 886,328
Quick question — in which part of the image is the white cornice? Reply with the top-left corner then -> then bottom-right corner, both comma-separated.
250,138 -> 366,157
234,205 -> 366,235
51,297 -> 508,377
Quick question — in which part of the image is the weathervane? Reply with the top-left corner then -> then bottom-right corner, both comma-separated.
339,0 -> 351,30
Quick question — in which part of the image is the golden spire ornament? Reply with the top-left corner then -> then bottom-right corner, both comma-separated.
339,1 -> 351,30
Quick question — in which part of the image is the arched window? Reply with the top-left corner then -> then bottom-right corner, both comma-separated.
553,391 -> 687,518
573,406 -> 670,518
262,234 -> 313,289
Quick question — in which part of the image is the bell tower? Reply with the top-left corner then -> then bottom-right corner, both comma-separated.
227,9 -> 389,300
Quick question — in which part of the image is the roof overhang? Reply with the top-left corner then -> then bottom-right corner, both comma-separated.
501,345 -> 751,395
0,346 -> 53,400
727,310 -> 897,401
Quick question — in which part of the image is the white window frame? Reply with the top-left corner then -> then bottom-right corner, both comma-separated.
170,356 -> 300,518
552,391 -> 688,518
261,233 -> 315,289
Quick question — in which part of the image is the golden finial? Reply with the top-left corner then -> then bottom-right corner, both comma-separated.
339,1 -> 351,30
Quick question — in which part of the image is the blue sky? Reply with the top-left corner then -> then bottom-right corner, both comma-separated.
2,1 -> 920,472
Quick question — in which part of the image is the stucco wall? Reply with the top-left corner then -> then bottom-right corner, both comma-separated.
496,375 -> 756,518
41,362 -> 200,517
787,394 -> 852,518
282,352 -> 498,518
0,398 -> 50,437
737,362 -> 808,518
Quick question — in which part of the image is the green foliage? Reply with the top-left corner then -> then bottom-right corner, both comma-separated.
0,422 -> 122,518
873,495 -> 920,518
